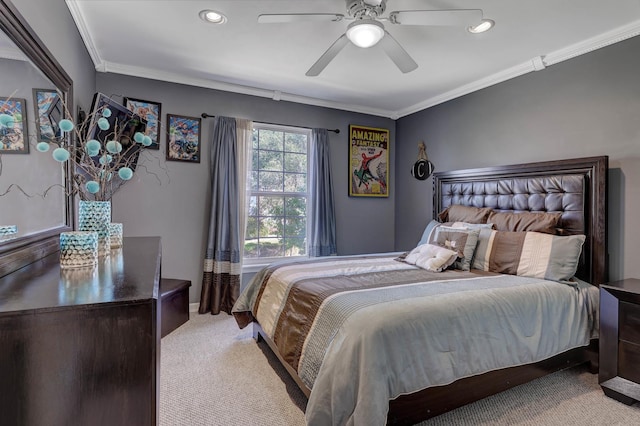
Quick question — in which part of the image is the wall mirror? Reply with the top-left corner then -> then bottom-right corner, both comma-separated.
0,0 -> 73,275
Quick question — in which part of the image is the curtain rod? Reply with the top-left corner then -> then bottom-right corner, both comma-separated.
200,113 -> 340,134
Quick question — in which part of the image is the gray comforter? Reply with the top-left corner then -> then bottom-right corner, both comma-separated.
232,255 -> 599,425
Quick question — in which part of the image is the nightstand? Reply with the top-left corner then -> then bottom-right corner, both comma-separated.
599,278 -> 640,405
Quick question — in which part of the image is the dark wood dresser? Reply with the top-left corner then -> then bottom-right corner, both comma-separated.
0,236 -> 162,426
599,278 -> 640,405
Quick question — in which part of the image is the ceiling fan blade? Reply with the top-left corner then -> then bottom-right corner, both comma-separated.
258,13 -> 344,24
390,9 -> 482,26
306,34 -> 350,77
379,31 -> 418,74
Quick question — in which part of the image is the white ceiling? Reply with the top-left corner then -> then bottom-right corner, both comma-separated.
65,0 -> 640,119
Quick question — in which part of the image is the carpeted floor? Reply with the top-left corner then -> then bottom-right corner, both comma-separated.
160,313 -> 640,426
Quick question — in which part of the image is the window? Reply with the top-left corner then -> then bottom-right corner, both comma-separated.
244,124 -> 310,261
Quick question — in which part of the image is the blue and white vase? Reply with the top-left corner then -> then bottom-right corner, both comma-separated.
78,200 -> 111,256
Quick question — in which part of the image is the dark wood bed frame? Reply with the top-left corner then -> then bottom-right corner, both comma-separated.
254,156 -> 609,425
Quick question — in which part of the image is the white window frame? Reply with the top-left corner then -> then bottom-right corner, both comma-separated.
243,122 -> 311,269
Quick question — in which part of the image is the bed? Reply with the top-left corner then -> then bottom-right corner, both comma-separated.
232,156 -> 608,425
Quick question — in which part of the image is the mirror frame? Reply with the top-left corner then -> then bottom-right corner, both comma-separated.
0,0 -> 74,276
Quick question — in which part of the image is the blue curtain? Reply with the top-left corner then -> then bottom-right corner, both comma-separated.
198,116 -> 241,315
309,128 -> 337,256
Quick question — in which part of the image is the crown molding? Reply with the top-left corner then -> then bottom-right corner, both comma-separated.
544,18 -> 640,65
100,61 -> 396,118
65,0 -> 104,70
396,18 -> 640,118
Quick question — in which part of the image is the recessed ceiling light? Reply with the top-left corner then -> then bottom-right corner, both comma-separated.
199,10 -> 227,24
468,19 -> 495,34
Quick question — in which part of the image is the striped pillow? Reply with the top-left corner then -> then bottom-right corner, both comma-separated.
472,229 -> 586,282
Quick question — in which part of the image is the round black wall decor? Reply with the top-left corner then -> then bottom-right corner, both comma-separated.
411,141 -> 434,180
411,159 -> 434,180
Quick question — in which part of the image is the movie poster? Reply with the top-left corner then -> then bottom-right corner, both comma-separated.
349,125 -> 389,197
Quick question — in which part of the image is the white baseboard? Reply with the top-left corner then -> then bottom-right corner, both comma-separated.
189,303 -> 199,313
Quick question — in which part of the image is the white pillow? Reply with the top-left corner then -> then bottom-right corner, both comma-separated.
404,243 -> 458,272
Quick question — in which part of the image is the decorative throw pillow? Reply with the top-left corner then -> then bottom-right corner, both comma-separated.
417,220 -> 442,246
472,230 -> 586,283
488,211 -> 562,234
429,226 -> 480,271
417,220 -> 493,247
402,243 -> 458,272
437,205 -> 493,224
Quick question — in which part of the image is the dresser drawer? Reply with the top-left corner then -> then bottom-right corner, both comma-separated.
618,340 -> 640,384
619,301 -> 640,344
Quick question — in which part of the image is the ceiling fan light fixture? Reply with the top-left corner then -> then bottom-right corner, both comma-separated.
346,20 -> 385,48
468,19 -> 494,34
199,9 -> 227,24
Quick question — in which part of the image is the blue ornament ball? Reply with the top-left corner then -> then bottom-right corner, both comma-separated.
102,108 -> 112,118
134,132 -> 144,143
36,142 -> 50,152
97,117 -> 110,130
99,154 -> 113,165
118,167 -> 133,180
142,135 -> 152,146
85,139 -> 101,152
52,147 -> 70,162
85,181 -> 100,194
59,119 -> 74,132
106,140 -> 120,153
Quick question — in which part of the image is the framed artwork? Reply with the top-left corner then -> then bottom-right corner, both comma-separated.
0,97 -> 29,153
166,114 -> 201,163
124,97 -> 161,150
32,88 -> 61,143
348,124 -> 389,197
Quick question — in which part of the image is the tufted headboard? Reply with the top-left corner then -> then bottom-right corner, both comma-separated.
433,156 -> 608,285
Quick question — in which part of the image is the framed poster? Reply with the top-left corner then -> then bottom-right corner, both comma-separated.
124,97 -> 161,150
0,97 -> 29,153
32,89 -> 61,143
166,114 -> 201,163
349,124 -> 389,197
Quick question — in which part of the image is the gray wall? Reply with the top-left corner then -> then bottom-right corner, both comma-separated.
395,35 -> 640,282
96,73 -> 396,302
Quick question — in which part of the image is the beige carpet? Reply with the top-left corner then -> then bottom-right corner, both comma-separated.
160,313 -> 640,426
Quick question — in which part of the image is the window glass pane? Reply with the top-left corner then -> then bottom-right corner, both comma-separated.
285,238 -> 306,256
285,133 -> 306,153
259,129 -> 283,151
284,173 -> 306,192
259,150 -> 283,171
258,196 -> 284,216
259,241 -> 284,258
244,241 -> 258,258
245,217 -> 258,240
251,150 -> 259,172
284,152 -> 306,173
259,171 -> 283,192
285,197 -> 306,215
285,217 -> 306,237
252,129 -> 259,150
248,196 -> 258,216
250,171 -> 258,191
258,217 -> 283,238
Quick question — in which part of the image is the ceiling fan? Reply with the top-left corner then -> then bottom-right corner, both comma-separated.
257,0 -> 493,77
